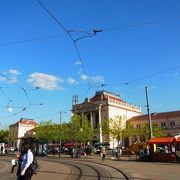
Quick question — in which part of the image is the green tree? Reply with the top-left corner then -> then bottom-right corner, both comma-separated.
124,123 -> 165,143
101,116 -> 125,147
138,124 -> 164,140
34,120 -> 55,142
69,114 -> 94,145
122,122 -> 136,140
34,120 -> 71,144
0,130 -> 9,143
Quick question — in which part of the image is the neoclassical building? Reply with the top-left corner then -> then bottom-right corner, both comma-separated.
72,90 -> 142,148
9,118 -> 37,149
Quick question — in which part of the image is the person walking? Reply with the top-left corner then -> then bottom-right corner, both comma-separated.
101,146 -> 106,162
17,143 -> 34,180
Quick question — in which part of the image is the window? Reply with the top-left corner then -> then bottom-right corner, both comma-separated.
161,122 -> 166,128
153,123 -> 157,127
170,121 -> 175,128
136,124 -> 141,128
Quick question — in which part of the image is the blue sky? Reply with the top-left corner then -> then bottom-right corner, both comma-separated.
0,0 -> 180,128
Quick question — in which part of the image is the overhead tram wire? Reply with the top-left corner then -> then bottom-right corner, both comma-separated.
0,72 -> 42,109
85,65 -> 180,96
0,15 -> 179,48
36,0 -> 103,90
123,65 -> 180,85
0,72 -> 31,106
0,32 -> 84,48
0,87 -> 12,102
102,16 -> 180,32
92,65 -> 180,96
0,87 -> 13,109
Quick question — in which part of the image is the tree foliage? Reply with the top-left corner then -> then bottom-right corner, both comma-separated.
34,120 -> 56,142
34,115 -> 94,144
123,122 -> 165,142
122,122 -> 135,139
101,116 -> 125,144
137,125 -> 164,140
0,129 -> 9,143
69,114 -> 94,144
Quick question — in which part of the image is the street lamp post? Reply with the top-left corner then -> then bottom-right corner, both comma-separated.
145,86 -> 153,139
59,111 -> 66,157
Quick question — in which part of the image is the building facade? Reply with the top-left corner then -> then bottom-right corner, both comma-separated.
127,110 -> 180,141
72,90 -> 142,148
9,118 -> 37,149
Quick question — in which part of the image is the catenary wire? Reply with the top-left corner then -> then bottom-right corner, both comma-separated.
103,16 -> 180,32
36,0 -> 92,89
123,65 -> 180,85
0,72 -> 42,108
0,16 -> 179,48
0,34 -> 67,47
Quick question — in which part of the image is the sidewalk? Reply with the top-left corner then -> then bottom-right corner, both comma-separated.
52,154 -> 180,180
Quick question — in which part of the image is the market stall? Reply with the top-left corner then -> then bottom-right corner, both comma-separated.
175,137 -> 180,160
148,137 -> 176,162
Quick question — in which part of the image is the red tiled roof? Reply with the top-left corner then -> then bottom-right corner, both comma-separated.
128,110 -> 180,122
90,92 -> 125,103
148,137 -> 175,144
18,119 -> 37,126
9,118 -> 37,127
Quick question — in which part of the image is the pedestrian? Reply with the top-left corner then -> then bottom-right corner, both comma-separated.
1,146 -> 3,154
101,146 -> 106,162
17,143 -> 34,180
117,147 -> 122,159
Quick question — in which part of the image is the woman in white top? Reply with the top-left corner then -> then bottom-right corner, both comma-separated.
17,143 -> 33,180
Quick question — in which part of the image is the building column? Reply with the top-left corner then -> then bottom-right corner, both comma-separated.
81,111 -> 84,120
99,105 -> 102,142
90,112 -> 93,128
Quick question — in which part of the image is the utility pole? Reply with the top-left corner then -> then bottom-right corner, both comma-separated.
59,111 -> 66,157
145,86 -> 153,139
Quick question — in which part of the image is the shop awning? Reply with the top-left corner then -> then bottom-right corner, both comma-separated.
64,142 -> 75,147
176,137 -> 180,143
148,137 -> 175,144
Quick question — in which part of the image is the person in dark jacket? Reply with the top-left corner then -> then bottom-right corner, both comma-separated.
17,143 -> 33,180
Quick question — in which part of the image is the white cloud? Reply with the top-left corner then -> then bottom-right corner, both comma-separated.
91,76 -> 104,83
80,74 -> 105,84
67,77 -> 78,85
8,69 -> 21,75
27,72 -> 64,90
0,77 -> 6,82
0,69 -> 21,83
81,74 -> 88,81
74,61 -> 82,65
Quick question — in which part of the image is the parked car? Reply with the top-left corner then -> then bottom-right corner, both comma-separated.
48,148 -> 59,155
10,147 -> 15,152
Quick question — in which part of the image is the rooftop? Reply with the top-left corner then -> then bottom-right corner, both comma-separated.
9,118 -> 37,127
128,110 -> 180,122
95,90 -> 120,97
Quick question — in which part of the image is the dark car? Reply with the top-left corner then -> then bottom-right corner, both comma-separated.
49,148 -> 59,155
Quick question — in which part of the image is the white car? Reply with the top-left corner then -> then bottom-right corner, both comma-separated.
10,147 -> 15,152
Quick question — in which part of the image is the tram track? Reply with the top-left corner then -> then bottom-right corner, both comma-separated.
41,157 -> 129,179
0,156 -> 130,180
